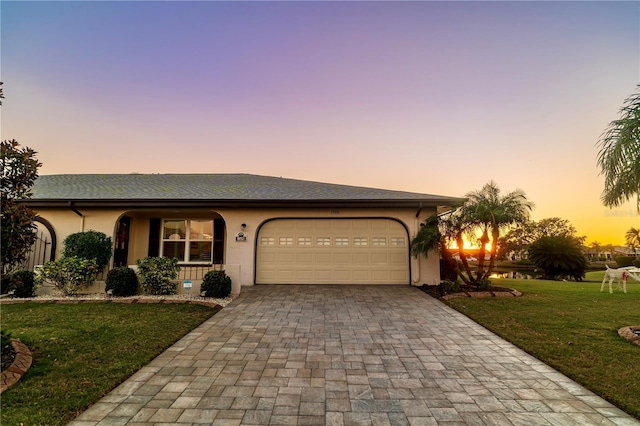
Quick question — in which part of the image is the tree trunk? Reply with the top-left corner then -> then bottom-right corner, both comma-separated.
484,227 -> 501,281
476,229 -> 490,284
440,241 -> 467,285
455,234 -> 473,285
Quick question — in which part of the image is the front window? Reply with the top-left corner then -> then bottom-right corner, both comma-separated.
162,219 -> 213,263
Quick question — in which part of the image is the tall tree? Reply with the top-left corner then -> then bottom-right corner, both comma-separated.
626,227 -> 640,257
529,235 -> 589,281
498,217 -> 584,260
597,85 -> 640,211
462,181 -> 534,282
1,140 -> 41,276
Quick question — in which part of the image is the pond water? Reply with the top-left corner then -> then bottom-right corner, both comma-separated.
489,270 -> 538,279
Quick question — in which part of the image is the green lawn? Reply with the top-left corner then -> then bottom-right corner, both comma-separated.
0,302 -> 220,425
445,272 -> 640,419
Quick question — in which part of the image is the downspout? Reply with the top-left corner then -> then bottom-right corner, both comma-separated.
69,202 -> 85,231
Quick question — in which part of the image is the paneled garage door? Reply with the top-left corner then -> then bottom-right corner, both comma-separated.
256,218 -> 409,284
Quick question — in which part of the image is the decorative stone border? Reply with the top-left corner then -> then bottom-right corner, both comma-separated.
618,326 -> 640,346
441,288 -> 522,300
1,339 -> 33,394
0,297 -> 223,309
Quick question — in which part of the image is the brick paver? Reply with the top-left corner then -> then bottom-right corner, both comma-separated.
69,285 -> 640,425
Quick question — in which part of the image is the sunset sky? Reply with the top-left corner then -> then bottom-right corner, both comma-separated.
2,1 -> 638,246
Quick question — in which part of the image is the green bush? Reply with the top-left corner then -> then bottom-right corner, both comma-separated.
634,259 -> 640,268
476,278 -> 492,290
529,235 -> 588,281
201,270 -> 232,298
6,270 -> 36,298
136,257 -> 179,295
37,256 -> 100,296
614,256 -> 635,268
439,279 -> 461,295
105,267 -> 139,297
63,230 -> 113,269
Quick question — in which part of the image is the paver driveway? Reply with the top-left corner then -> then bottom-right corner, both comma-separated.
70,285 -> 639,425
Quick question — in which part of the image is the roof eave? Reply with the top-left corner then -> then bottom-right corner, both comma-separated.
20,197 -> 464,209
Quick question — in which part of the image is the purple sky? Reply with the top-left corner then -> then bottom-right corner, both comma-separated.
2,1 -> 639,245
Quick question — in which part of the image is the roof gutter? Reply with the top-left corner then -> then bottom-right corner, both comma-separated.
68,201 -> 83,217
22,198 -> 463,210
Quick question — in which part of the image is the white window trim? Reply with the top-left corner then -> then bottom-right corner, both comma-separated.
161,219 -> 214,264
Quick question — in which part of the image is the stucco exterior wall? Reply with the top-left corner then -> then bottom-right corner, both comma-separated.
32,205 -> 441,295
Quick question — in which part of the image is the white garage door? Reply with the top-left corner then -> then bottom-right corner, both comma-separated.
256,218 -> 409,284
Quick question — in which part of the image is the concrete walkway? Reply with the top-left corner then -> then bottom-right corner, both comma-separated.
70,285 -> 639,425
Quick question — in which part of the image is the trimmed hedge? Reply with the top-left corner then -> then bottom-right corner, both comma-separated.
63,230 -> 113,269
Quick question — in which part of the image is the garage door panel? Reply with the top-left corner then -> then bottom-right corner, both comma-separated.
353,270 -> 370,281
334,270 -> 351,280
315,253 -> 332,263
372,270 -> 389,281
296,270 -> 314,280
353,253 -> 370,264
261,252 -> 277,263
296,253 -> 313,263
372,253 -> 388,264
256,219 -> 409,284
277,253 -> 295,262
391,270 -> 409,281
315,270 -> 333,281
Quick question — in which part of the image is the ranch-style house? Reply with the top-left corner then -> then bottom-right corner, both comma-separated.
21,174 -> 462,295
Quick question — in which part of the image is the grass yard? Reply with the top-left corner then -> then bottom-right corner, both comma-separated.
445,272 -> 640,419
0,302 -> 220,425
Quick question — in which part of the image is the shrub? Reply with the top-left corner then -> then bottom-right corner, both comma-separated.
201,270 -> 232,298
105,267 -> 139,297
634,259 -> 640,268
476,278 -> 492,290
528,235 -> 588,281
439,279 -> 460,295
37,256 -> 100,296
136,257 -> 179,295
63,230 -> 113,270
614,256 -> 635,268
6,269 -> 36,298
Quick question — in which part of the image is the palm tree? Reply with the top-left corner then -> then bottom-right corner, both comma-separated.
626,227 -> 640,257
410,181 -> 534,287
590,241 -> 602,260
463,181 -> 534,283
410,210 -> 474,286
597,85 -> 640,211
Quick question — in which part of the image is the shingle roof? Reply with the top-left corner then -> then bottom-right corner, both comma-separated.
26,174 -> 461,208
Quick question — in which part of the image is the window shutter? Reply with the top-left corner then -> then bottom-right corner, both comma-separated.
213,219 -> 225,264
148,218 -> 161,257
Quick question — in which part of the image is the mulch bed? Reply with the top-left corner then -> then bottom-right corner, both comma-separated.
419,284 -> 518,299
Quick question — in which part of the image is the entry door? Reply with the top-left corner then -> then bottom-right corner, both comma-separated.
113,216 -> 131,267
